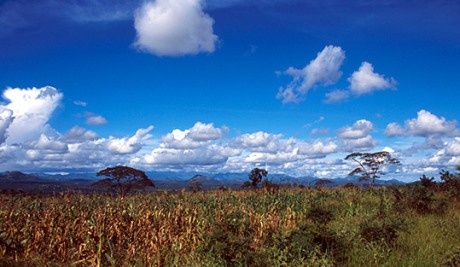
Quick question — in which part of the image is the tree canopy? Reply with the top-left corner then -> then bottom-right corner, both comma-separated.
345,151 -> 400,187
248,168 -> 268,187
93,166 -> 155,196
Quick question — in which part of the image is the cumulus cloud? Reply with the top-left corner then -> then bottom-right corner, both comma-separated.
188,121 -> 223,141
161,122 -> 224,149
133,0 -> 218,56
341,135 -> 378,152
85,113 -> 108,126
348,62 -> 396,95
232,131 -> 295,153
297,140 -> 338,158
144,145 -> 240,166
1,86 -> 63,144
337,119 -> 377,151
107,126 -> 154,154
61,126 -> 99,143
33,134 -> 68,154
245,151 -> 298,164
139,122 -> 238,167
0,108 -> 13,144
338,119 -> 374,139
0,86 -> 453,180
277,45 -> 345,104
445,138 -> 460,156
385,110 -> 457,137
421,137 -> 460,168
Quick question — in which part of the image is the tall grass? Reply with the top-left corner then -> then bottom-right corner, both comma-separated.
1,187 -> 459,266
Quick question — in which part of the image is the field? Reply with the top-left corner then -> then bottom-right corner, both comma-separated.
1,186 -> 460,266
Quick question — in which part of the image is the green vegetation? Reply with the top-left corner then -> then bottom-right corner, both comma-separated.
1,183 -> 460,266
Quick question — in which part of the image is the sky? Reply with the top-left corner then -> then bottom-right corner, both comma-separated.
0,0 -> 459,181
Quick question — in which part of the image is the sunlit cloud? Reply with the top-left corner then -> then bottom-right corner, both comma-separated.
385,110 -> 457,137
348,62 -> 396,95
277,45 -> 345,104
133,0 -> 218,56
1,86 -> 63,144
85,113 -> 108,126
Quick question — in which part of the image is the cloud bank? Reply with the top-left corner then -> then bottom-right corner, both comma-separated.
0,87 -> 458,181
133,0 -> 218,56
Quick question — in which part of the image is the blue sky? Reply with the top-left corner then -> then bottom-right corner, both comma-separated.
0,0 -> 459,181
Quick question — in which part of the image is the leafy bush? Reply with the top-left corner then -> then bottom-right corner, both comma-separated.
419,174 -> 436,189
440,168 -> 460,199
392,185 -> 447,215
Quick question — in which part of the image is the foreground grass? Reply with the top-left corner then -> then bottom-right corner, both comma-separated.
1,187 -> 459,266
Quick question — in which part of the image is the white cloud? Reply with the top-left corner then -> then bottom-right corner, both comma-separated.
384,122 -> 404,136
348,62 -> 396,95
144,145 -> 240,166
341,135 -> 378,152
385,110 -> 457,137
337,119 -> 374,139
107,126 -> 154,154
161,122 -> 224,149
232,131 -> 295,153
62,126 -> 99,143
297,140 -> 338,158
1,86 -> 63,144
337,119 -> 377,151
86,114 -> 108,126
244,151 -> 298,164
188,122 -> 223,141
324,89 -> 349,104
277,45 -> 345,104
33,134 -> 68,154
140,122 -> 238,167
415,137 -> 460,169
0,108 -> 13,144
133,0 -> 218,56
445,137 -> 460,156
0,86 -> 454,181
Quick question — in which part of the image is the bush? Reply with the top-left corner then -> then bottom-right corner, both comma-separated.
392,185 -> 447,215
360,216 -> 407,245
440,169 -> 460,200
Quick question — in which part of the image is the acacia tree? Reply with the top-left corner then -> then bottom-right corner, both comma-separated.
248,168 -> 268,187
345,151 -> 400,187
93,166 -> 155,197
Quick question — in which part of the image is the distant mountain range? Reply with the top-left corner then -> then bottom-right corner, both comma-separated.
0,170 -> 406,193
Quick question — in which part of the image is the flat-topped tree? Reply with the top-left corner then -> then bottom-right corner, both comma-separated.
93,166 -> 155,197
345,151 -> 400,187
248,168 -> 268,187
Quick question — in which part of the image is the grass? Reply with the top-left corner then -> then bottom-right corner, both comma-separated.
1,186 -> 459,266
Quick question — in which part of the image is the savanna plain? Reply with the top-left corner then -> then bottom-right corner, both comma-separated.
1,177 -> 460,266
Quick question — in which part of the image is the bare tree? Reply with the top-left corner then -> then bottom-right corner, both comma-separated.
345,151 -> 400,187
93,166 -> 155,197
